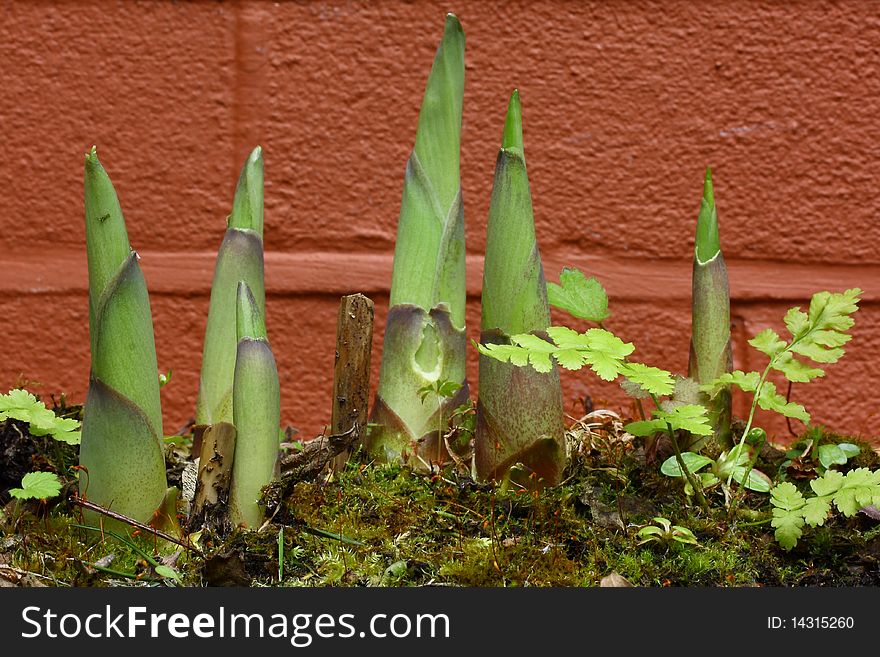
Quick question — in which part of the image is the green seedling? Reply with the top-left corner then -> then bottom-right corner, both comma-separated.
228,282 -> 281,528
660,444 -> 772,495
475,90 -> 565,487
771,469 -> 880,550
0,389 -> 81,445
369,14 -> 469,469
79,147 -> 168,527
636,517 -> 699,547
8,472 -> 63,501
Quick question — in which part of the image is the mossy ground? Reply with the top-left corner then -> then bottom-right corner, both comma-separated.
2,413 -> 879,588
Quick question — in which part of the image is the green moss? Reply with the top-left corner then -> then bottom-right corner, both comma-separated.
2,422 -> 877,587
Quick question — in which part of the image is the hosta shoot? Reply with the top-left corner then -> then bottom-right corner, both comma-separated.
479,270 -> 713,507
197,147 -> 265,426
475,90 -> 565,486
689,170 -> 732,447
369,15 -> 469,468
228,282 -> 280,528
79,147 -> 168,526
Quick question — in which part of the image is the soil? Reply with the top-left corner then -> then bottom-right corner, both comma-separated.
1,404 -> 879,588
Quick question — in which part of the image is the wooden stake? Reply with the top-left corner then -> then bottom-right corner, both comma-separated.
329,293 -> 374,471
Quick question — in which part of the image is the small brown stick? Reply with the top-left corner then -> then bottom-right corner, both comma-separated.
280,426 -> 357,482
68,496 -> 202,555
329,293 -> 374,471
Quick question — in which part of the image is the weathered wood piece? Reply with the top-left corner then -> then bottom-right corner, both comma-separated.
329,293 -> 375,471
189,421 -> 236,532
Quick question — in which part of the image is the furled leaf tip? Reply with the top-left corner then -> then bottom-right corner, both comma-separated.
236,281 -> 267,341
501,89 -> 524,152
695,167 -> 720,264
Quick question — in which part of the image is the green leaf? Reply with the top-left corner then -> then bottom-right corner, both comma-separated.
0,390 -> 82,446
702,370 -> 761,398
637,526 -> 665,538
621,363 -> 676,396
545,326 -> 590,349
756,382 -> 810,423
477,342 -> 532,368
787,289 -> 861,365
627,405 -> 712,438
802,496 -> 831,526
547,268 -> 610,323
699,472 -> 720,488
510,334 -> 555,373
660,452 -> 713,477
656,405 -> 713,436
771,481 -> 806,512
749,329 -> 787,358
810,469 -> 844,497
437,381 -> 463,399
772,352 -> 824,383
580,329 -> 633,380
817,444 -> 848,469
771,511 -> 804,551
838,443 -> 861,458
831,468 -> 880,516
671,527 -> 699,546
770,482 -> 807,550
624,419 -> 664,437
154,565 -> 180,581
8,472 -> 63,501
783,307 -> 810,340
730,466 -> 772,493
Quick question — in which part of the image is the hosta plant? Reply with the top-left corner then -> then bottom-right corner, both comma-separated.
478,270 -> 715,507
228,282 -> 281,528
78,147 -> 168,527
196,146 -> 265,428
368,14 -> 469,469
688,169 -> 732,448
79,148 -> 166,522
475,90 -> 565,487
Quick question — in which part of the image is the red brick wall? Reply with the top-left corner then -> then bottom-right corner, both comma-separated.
1,1 -> 878,442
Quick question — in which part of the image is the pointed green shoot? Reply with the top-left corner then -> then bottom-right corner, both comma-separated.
229,281 -> 280,528
689,168 -> 732,447
196,147 -> 266,426
476,91 -> 565,486
695,168 -> 720,264
369,15 -> 469,467
501,89 -> 523,152
79,147 -> 167,527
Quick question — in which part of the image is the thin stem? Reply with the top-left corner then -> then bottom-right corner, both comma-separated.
785,381 -> 797,438
649,393 -> 709,513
